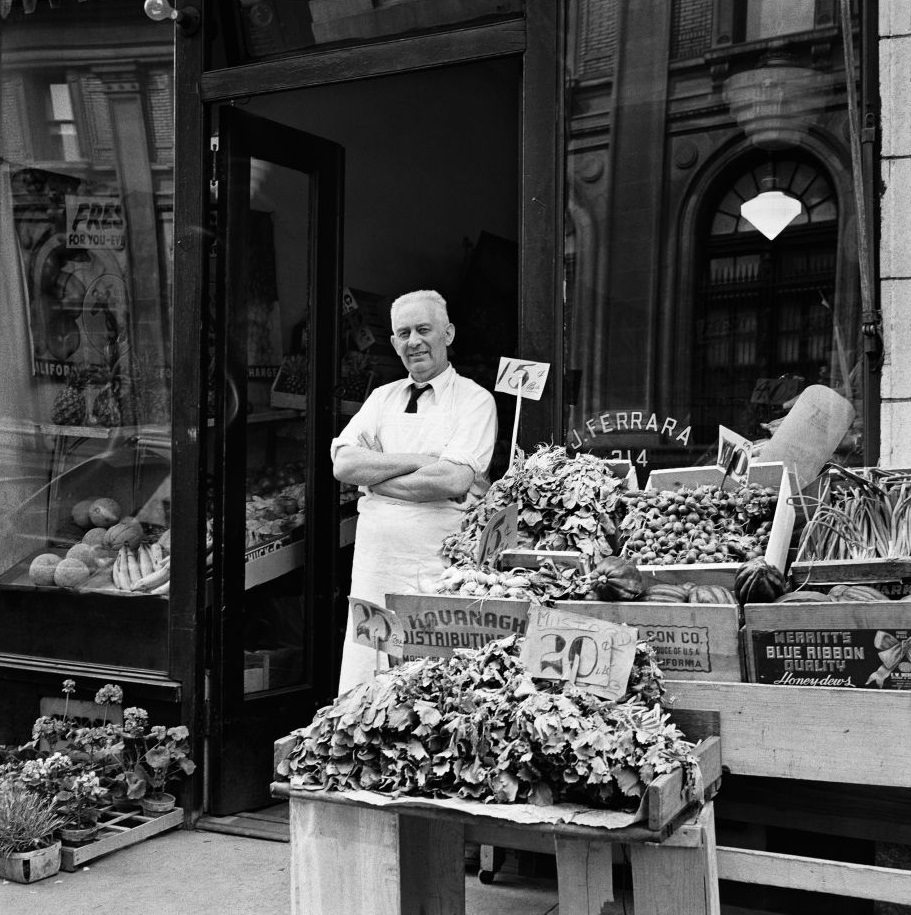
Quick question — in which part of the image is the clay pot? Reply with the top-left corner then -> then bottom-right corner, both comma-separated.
57,824 -> 99,847
140,792 -> 176,817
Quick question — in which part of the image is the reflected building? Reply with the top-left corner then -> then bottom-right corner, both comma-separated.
564,0 -> 867,467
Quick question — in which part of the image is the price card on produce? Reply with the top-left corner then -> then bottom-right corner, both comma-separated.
349,597 -> 404,658
495,358 -> 550,401
477,503 -> 518,567
717,425 -> 753,487
521,607 -> 638,700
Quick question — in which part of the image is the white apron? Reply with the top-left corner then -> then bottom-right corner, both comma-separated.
337,389 -> 466,695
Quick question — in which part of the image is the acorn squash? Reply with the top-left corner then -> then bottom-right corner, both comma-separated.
733,557 -> 787,605
774,590 -> 834,603
590,557 -> 645,601
643,584 -> 690,603
688,585 -> 736,605
827,583 -> 888,602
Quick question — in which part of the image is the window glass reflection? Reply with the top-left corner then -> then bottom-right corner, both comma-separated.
0,5 -> 175,606
564,1 -> 864,478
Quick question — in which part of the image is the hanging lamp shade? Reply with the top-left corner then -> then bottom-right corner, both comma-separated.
740,190 -> 802,240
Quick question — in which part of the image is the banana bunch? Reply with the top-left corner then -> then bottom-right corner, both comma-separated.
112,542 -> 170,595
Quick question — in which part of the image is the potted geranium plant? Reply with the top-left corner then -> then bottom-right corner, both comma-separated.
135,723 -> 196,817
17,753 -> 108,846
105,706 -> 151,811
0,782 -> 67,883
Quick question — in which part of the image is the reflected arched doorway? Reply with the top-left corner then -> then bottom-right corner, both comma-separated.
691,153 -> 852,444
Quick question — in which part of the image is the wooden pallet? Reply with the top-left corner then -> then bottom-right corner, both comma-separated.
60,805 -> 183,871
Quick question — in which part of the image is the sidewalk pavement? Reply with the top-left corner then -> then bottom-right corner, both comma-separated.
1,827 -> 560,915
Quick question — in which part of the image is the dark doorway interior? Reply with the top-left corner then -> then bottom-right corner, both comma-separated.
204,57 -> 520,820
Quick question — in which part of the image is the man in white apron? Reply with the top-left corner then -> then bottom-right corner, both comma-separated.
331,290 -> 497,694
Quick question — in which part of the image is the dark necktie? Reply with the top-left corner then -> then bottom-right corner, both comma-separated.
404,383 -> 429,413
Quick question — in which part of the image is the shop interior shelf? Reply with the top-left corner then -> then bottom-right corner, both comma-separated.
206,408 -> 301,428
244,535 -> 307,588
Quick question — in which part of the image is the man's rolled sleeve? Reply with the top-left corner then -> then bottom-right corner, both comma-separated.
438,387 -> 497,479
329,389 -> 382,462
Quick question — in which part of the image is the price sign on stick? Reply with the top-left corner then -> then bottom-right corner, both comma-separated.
520,607 -> 638,700
349,597 -> 404,659
495,357 -> 550,474
477,503 -> 518,567
717,425 -> 753,487
495,358 -> 550,400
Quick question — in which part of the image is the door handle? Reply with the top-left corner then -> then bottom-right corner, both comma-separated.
225,375 -> 240,426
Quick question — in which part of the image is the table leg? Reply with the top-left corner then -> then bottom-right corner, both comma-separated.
555,836 -> 614,914
629,803 -> 721,915
290,800 -> 401,914
399,814 -> 466,915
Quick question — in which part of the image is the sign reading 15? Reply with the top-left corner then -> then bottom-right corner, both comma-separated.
494,358 -> 550,401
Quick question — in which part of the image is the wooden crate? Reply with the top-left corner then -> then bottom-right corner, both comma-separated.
386,593 -> 529,660
60,805 -> 183,871
743,601 -> 911,689
789,557 -> 911,598
561,599 -> 743,682
637,462 -> 795,588
387,593 -> 744,681
668,680 -> 911,786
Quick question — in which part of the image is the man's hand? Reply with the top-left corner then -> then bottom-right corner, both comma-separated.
371,460 -> 474,502
332,444 -> 437,487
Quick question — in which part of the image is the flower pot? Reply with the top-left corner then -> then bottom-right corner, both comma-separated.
111,796 -> 140,812
0,841 -> 62,884
58,824 -> 99,847
140,792 -> 176,817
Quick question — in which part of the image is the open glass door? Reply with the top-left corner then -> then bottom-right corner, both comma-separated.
208,106 -> 343,814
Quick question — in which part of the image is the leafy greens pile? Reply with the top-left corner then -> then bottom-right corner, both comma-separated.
442,445 -> 629,567
279,636 -> 697,810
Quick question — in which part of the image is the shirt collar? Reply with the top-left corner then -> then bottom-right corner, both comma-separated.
408,363 -> 454,394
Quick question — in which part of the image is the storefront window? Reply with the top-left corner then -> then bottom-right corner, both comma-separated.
563,0 -> 867,485
222,0 -> 524,63
0,3 -> 174,616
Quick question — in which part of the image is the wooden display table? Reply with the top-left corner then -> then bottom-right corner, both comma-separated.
272,735 -> 721,915
272,784 -> 720,915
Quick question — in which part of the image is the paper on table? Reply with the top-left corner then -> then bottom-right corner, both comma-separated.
288,783 -> 646,829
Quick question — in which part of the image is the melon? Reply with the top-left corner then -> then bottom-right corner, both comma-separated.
29,553 -> 62,586
65,543 -> 98,570
82,527 -> 109,547
105,518 -> 144,550
53,557 -> 91,588
71,499 -> 97,530
88,497 -> 122,528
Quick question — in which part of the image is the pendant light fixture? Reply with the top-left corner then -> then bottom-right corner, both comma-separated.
740,173 -> 802,240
